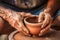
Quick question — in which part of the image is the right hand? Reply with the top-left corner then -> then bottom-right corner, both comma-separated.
38,10 -> 52,36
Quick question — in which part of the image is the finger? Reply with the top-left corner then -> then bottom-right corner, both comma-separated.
0,10 -> 6,19
38,12 -> 44,22
14,21 -> 31,36
17,12 -> 33,17
20,21 -> 31,36
41,13 -> 51,29
12,20 -> 22,31
12,17 -> 28,33
21,29 -> 31,36
25,12 -> 33,17
15,27 -> 31,36
39,18 -> 52,36
19,20 -> 29,34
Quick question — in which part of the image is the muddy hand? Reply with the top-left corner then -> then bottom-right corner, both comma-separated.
41,13 -> 52,29
38,12 -> 44,23
38,13 -> 52,36
39,18 -> 52,36
0,6 -> 31,36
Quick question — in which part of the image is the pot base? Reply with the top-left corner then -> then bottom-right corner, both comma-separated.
9,29 -> 60,40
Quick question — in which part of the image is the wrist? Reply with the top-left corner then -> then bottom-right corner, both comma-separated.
44,8 -> 55,16
44,8 -> 51,16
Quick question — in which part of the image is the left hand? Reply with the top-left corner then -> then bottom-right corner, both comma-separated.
38,10 -> 52,36
0,6 -> 33,36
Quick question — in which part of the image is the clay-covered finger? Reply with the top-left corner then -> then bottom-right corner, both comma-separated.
14,20 -> 30,36
39,18 -> 52,36
41,13 -> 51,29
38,12 -> 44,22
20,21 -> 30,34
21,29 -> 31,36
21,22 -> 31,36
17,12 -> 33,17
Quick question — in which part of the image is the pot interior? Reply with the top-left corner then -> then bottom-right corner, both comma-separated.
26,16 -> 38,23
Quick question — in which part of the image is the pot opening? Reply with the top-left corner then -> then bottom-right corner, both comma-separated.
26,16 -> 39,23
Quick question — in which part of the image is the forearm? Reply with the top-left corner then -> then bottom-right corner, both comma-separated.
45,0 -> 60,16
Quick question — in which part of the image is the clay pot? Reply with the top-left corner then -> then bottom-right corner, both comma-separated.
24,16 -> 42,35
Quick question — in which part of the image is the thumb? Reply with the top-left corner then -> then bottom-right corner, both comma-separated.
38,12 -> 44,22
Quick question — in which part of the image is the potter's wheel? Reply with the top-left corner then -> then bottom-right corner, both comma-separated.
9,29 -> 60,40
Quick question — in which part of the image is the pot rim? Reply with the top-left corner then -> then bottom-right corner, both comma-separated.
24,16 -> 42,25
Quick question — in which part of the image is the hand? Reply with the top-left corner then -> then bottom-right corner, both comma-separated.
38,11 -> 52,36
0,12 -> 33,36
0,6 -> 33,36
17,12 -> 34,36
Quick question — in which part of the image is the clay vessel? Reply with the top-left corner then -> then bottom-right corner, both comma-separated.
24,16 -> 42,35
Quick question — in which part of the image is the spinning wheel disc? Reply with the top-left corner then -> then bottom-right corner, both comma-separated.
9,29 -> 60,40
